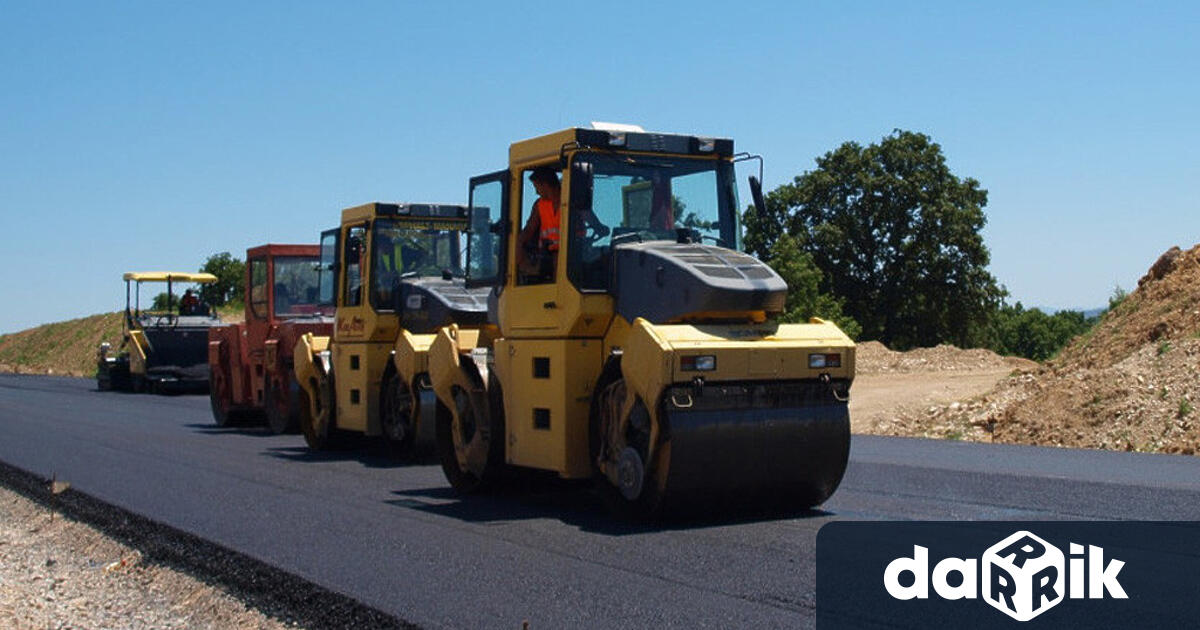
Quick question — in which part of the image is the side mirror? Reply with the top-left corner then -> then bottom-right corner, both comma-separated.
749,175 -> 767,221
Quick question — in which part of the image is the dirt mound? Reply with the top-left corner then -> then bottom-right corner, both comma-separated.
856,340 -> 1036,374
1056,244 -> 1200,370
888,243 -> 1200,454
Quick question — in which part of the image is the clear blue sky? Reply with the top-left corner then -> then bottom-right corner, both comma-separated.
2,2 -> 1197,334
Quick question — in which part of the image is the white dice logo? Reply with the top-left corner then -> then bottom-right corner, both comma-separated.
982,530 -> 1065,621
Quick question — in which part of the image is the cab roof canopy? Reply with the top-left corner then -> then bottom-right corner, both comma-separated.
510,126 -> 734,166
122,272 -> 218,284
340,202 -> 469,223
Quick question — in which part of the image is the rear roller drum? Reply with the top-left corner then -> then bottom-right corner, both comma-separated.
264,375 -> 300,434
435,376 -> 504,493
299,375 -> 340,450
209,367 -> 238,427
380,372 -> 417,458
593,379 -> 667,518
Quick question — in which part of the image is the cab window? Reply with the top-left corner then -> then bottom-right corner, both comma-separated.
343,225 -> 366,307
248,258 -> 268,319
516,167 -> 559,286
273,257 -> 321,316
568,154 -> 737,291
317,229 -> 338,306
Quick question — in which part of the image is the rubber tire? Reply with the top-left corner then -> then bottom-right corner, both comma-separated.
97,364 -> 111,392
264,375 -> 299,435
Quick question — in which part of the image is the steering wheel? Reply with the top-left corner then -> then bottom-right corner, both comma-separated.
580,223 -> 610,246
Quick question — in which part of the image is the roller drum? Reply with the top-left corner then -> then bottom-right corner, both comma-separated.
657,380 -> 851,510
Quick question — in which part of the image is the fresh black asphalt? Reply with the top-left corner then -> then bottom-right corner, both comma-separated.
2,374 -> 1199,629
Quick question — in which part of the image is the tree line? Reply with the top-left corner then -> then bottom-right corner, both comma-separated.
748,129 -> 1104,361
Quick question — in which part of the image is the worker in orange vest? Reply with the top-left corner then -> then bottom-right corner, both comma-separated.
517,166 -> 608,282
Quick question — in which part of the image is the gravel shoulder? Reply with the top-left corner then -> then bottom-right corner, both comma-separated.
0,483 -> 297,630
0,459 -> 409,630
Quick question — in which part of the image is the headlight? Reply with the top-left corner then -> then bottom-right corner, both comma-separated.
680,355 -> 716,371
809,353 -> 841,369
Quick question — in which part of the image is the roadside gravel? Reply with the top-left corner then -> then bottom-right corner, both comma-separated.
0,483 -> 297,630
0,460 -> 411,630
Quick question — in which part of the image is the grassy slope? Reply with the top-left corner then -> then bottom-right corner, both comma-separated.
0,313 -> 126,377
0,302 -> 243,379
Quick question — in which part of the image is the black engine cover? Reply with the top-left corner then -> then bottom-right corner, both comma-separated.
395,278 -> 489,333
611,242 -> 786,324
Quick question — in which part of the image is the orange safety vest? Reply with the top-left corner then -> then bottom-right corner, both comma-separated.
536,197 -> 560,251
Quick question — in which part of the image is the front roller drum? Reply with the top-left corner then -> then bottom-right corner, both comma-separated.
612,380 -> 851,515
660,393 -> 850,509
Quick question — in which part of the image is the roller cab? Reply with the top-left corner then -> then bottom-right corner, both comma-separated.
207,243 -> 333,432
292,203 -> 491,455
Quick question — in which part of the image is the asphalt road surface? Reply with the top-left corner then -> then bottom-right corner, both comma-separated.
2,374 -> 1199,629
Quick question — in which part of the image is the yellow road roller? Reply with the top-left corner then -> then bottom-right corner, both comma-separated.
293,202 -> 489,456
428,125 -> 855,515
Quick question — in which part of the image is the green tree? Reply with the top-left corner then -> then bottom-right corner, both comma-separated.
768,234 -> 861,338
1107,284 -> 1128,312
990,303 -> 1095,361
199,252 -> 245,306
151,292 -> 172,311
747,130 -> 1005,349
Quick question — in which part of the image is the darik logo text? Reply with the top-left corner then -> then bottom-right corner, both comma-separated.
883,530 -> 1127,621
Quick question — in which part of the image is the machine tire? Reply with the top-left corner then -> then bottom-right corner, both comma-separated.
379,370 -> 417,459
209,367 -> 238,427
264,375 -> 299,435
96,365 -> 112,392
435,372 -> 504,494
105,359 -> 132,392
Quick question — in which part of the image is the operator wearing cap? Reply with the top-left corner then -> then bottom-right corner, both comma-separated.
516,166 -> 608,283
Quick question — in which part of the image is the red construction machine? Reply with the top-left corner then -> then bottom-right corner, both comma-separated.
208,243 -> 335,432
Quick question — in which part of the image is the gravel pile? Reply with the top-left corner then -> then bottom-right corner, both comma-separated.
856,340 -> 1036,375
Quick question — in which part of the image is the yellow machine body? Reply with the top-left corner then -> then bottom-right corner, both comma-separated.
293,202 -> 490,451
429,127 -> 856,512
